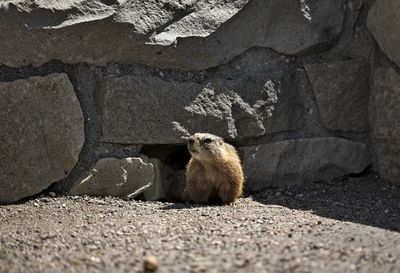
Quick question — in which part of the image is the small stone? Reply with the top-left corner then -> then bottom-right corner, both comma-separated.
191,261 -> 199,268
88,199 -> 108,205
143,255 -> 159,272
275,192 -> 281,197
48,192 -> 56,197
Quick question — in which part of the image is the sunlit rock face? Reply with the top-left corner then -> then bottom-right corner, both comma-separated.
0,0 -> 344,70
0,0 -> 381,202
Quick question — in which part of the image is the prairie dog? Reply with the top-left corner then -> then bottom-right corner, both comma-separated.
184,133 -> 244,204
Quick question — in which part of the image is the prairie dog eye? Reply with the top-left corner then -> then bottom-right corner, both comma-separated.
204,138 -> 212,144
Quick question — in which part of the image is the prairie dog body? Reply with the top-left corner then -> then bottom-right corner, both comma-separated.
184,133 -> 244,204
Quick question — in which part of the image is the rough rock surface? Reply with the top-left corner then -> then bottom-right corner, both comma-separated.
370,68 -> 400,185
142,159 -> 169,201
100,75 -> 303,144
0,73 -> 84,204
240,137 -> 370,191
0,0 -> 345,70
69,157 -> 154,198
305,59 -> 369,132
368,0 -> 400,69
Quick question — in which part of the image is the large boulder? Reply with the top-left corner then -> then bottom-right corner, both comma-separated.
370,68 -> 400,185
0,0 -> 344,70
240,137 -> 370,191
305,59 -> 369,132
0,73 -> 84,204
367,0 -> 400,69
100,74 -> 303,144
69,157 -> 154,198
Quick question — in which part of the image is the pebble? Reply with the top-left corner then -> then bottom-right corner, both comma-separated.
143,255 -> 159,272
88,199 -> 108,205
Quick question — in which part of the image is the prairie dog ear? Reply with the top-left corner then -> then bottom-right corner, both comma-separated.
217,138 -> 224,145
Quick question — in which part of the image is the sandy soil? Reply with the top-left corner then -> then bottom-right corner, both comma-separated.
0,175 -> 399,273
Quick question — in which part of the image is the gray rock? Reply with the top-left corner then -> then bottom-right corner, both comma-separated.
240,137 -> 370,191
0,73 -> 84,204
212,0 -> 344,56
69,157 -> 154,198
328,0 -> 373,60
0,0 -> 344,70
134,0 -> 250,44
295,68 -> 329,137
305,59 -> 369,132
100,74 -> 303,144
370,68 -> 400,185
142,159 -> 168,201
7,0 -> 117,29
367,0 -> 400,69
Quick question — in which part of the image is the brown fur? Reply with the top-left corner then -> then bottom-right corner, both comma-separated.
183,133 -> 244,204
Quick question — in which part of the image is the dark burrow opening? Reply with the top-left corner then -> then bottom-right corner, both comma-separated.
140,144 -> 191,171
139,144 -> 191,202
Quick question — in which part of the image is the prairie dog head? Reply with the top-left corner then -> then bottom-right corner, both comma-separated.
187,133 -> 225,161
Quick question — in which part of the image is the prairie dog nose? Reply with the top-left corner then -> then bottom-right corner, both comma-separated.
188,137 -> 195,145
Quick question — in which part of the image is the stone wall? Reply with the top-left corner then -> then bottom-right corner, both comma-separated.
367,0 -> 400,186
0,0 -> 395,203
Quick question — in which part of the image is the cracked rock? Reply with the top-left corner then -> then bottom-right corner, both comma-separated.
368,0 -> 400,69
240,137 -> 370,191
0,0 -> 344,70
99,74 -> 303,144
69,157 -> 154,198
370,68 -> 400,185
305,59 -> 369,132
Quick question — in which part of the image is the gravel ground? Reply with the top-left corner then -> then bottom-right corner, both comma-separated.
0,175 -> 399,273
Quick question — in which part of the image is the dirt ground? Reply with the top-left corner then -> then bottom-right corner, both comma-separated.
0,175 -> 399,273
